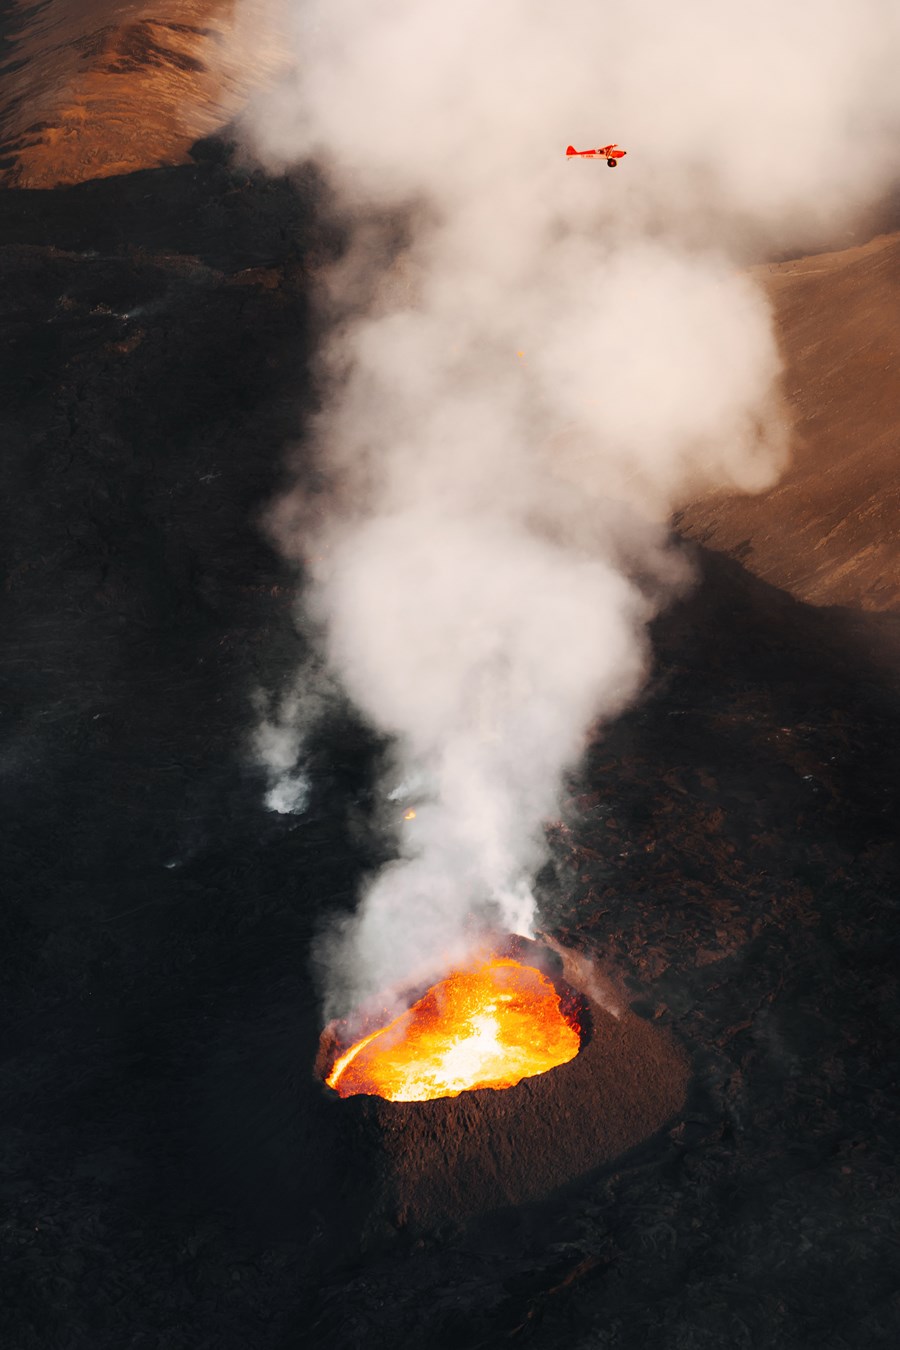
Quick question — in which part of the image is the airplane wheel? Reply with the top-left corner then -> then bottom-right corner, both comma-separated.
607,158 -> 617,167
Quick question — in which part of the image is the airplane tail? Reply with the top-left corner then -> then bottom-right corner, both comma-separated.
565,145 -> 577,156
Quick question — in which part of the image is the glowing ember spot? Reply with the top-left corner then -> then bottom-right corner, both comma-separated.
325,958 -> 581,1102
403,808 -> 417,821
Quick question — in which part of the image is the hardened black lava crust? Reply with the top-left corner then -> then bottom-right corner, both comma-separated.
2,142 -> 900,1350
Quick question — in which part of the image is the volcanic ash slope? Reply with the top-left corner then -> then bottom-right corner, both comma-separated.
678,230 -> 900,614
0,0 -> 290,188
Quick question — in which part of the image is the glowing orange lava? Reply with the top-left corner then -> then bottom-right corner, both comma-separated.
325,958 -> 581,1103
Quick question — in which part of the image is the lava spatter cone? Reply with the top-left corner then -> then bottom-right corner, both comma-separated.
315,938 -> 691,1238
326,957 -> 582,1102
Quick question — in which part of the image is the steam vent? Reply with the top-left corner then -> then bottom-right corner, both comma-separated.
315,939 -> 689,1234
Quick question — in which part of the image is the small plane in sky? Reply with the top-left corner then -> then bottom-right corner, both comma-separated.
566,143 -> 626,167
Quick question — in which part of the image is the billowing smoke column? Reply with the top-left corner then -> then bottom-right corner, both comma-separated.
246,0 -> 900,1014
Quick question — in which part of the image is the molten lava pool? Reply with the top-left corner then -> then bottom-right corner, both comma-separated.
325,957 -> 582,1102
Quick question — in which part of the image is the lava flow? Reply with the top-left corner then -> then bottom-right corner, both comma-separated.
325,957 -> 582,1103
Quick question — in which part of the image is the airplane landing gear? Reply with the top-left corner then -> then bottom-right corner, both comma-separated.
607,158 -> 618,167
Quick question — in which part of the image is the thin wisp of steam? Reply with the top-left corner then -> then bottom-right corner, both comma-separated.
244,0 -> 900,1015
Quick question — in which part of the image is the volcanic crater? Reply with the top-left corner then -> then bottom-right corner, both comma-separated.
314,938 -> 690,1237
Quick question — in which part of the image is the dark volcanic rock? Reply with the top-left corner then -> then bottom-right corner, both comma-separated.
1,142 -> 899,1350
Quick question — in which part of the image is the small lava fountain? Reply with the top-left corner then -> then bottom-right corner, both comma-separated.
326,957 -> 582,1102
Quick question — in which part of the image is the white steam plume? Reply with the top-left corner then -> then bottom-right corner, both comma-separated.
251,676 -> 330,816
242,0 -> 900,1013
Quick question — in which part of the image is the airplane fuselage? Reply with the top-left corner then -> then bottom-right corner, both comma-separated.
566,144 -> 626,164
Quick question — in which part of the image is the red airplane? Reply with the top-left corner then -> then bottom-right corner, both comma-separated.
566,143 -> 626,167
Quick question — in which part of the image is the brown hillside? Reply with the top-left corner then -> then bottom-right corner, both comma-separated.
0,0 -> 289,188
679,232 -> 900,612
